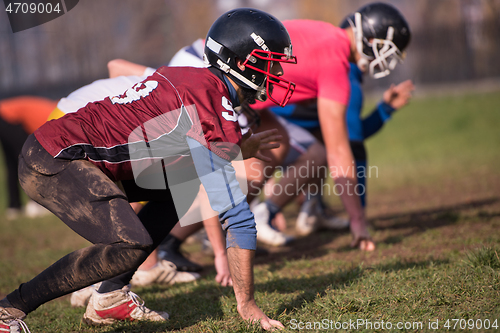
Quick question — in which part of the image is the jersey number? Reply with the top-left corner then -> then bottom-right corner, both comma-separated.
111,80 -> 159,105
221,96 -> 237,122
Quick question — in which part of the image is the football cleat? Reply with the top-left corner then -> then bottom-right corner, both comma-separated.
130,260 -> 200,287
5,208 -> 22,221
83,286 -> 169,326
157,235 -> 203,272
317,214 -> 350,230
296,196 -> 350,235
0,298 -> 29,333
0,319 -> 30,333
295,196 -> 319,236
254,202 -> 294,246
70,282 -> 101,307
316,199 -> 350,231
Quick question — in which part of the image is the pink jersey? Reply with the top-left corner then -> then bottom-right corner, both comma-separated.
257,20 -> 351,108
35,66 -> 242,181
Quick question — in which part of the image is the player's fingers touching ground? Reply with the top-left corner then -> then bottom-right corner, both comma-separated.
261,318 -> 285,331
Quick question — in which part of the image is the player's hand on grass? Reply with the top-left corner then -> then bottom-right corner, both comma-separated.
383,79 -> 415,110
238,301 -> 284,331
351,237 -> 376,252
350,217 -> 376,252
214,252 -> 233,287
241,128 -> 282,162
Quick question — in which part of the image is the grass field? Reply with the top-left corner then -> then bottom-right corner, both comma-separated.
0,90 -> 499,332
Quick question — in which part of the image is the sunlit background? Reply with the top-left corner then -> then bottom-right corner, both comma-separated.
1,0 -> 499,100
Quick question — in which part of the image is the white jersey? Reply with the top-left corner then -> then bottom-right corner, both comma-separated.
57,67 -> 156,113
168,39 -> 207,68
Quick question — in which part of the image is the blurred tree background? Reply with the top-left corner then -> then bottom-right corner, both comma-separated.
1,0 -> 499,99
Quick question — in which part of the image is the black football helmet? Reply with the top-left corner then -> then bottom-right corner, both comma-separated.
341,2 -> 411,79
204,8 -> 297,106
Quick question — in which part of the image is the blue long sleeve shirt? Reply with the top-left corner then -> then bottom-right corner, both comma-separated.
347,64 -> 395,141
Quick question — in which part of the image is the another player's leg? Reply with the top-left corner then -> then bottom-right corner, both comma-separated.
348,141 -> 375,251
246,111 -> 296,246
262,140 -> 327,237
0,118 -> 27,219
157,221 -> 204,272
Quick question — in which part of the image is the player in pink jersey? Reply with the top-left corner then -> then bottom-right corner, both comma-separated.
0,8 -> 296,332
251,3 -> 411,250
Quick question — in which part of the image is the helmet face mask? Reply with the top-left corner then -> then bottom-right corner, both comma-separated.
242,49 -> 297,106
368,37 -> 405,79
343,3 -> 411,79
204,8 -> 297,106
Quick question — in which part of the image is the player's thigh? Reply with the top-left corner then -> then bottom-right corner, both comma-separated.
19,137 -> 151,246
279,117 -> 326,167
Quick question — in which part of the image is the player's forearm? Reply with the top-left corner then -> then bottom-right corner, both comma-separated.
107,59 -> 149,78
361,102 -> 391,139
335,176 -> 365,222
325,133 -> 365,224
227,247 -> 257,313
203,216 -> 227,257
318,98 -> 364,221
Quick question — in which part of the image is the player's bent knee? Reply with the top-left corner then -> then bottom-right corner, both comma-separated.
106,243 -> 152,273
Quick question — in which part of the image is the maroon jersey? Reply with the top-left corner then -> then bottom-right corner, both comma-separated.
35,66 -> 242,181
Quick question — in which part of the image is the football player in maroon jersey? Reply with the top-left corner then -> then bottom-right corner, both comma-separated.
0,8 -> 296,332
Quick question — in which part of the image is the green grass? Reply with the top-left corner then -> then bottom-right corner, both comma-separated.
0,91 -> 499,332
364,91 -> 500,192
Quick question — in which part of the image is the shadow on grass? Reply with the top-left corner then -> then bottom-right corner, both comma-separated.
372,197 -> 498,230
256,257 -> 449,318
343,197 -> 498,252
91,198 -> 494,332
94,282 -> 232,333
253,197 -> 498,265
50,261 -> 451,333
369,257 -> 449,272
253,233 -> 341,268
93,258 -> 449,332
369,197 -> 499,247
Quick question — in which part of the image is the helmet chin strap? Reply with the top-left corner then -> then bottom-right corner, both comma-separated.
216,59 -> 261,88
350,12 -> 370,73
216,59 -> 268,101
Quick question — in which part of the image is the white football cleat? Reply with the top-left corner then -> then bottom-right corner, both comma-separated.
83,286 -> 169,326
0,298 -> 30,333
130,260 -> 200,287
315,198 -> 350,230
254,202 -> 294,246
70,283 -> 102,307
295,196 -> 319,236
296,195 -> 350,235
